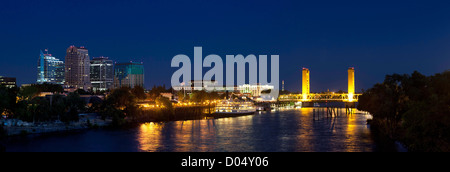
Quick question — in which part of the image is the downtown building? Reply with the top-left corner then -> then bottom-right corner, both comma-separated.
238,83 -> 274,97
114,62 -> 144,89
173,80 -> 273,97
0,76 -> 16,88
90,56 -> 114,92
37,50 -> 65,85
173,80 -> 237,93
65,46 -> 91,90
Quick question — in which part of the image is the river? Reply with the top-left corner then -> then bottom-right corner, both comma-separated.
2,108 -> 378,152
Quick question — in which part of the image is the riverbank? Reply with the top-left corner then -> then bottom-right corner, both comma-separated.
1,114 -> 113,137
368,119 -> 408,152
1,109 -> 379,152
0,122 -> 90,152
3,124 -> 88,136
1,106 -> 212,137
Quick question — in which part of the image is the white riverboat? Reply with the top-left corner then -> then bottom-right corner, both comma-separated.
211,99 -> 256,118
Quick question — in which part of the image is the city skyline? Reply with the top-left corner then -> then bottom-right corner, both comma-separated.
1,0 -> 450,156
35,46 -> 145,91
0,0 -> 449,92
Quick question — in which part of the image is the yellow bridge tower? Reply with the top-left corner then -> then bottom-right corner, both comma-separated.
348,67 -> 355,102
302,68 -> 310,101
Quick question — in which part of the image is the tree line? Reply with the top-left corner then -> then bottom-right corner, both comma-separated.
358,70 -> 450,152
0,83 -> 153,126
0,84 -> 85,123
177,90 -> 224,102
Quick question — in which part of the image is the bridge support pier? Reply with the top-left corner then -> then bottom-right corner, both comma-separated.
344,102 -> 356,108
302,102 -> 314,107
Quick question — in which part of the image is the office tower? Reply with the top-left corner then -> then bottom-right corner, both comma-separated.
90,57 -> 114,92
0,76 -> 16,88
65,45 -> 91,90
37,49 -> 65,85
114,62 -> 144,89
302,68 -> 310,100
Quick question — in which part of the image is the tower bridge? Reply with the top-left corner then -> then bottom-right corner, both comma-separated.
278,67 -> 361,106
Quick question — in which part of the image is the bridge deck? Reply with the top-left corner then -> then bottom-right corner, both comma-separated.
278,93 -> 361,102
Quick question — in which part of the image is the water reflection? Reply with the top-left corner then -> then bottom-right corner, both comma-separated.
137,108 -> 375,152
138,120 -> 219,152
139,123 -> 162,152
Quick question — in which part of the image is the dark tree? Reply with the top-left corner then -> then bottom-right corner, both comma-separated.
358,70 -> 450,151
131,86 -> 147,100
0,86 -> 16,117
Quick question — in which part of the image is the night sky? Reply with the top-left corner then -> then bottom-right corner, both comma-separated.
0,0 -> 449,92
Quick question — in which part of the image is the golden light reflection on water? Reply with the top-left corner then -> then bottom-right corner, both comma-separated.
139,122 -> 163,152
344,109 -> 357,152
137,109 -> 375,152
173,120 -> 217,152
344,108 -> 373,152
294,107 -> 374,152
295,107 -> 315,151
138,120 -> 222,152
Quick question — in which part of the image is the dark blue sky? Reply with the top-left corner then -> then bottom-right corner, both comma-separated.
0,0 -> 449,92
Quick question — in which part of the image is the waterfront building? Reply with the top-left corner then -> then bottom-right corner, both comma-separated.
160,92 -> 174,100
238,83 -> 274,97
189,80 -> 219,91
0,76 -> 16,88
173,80 -> 238,94
90,57 -> 114,92
37,50 -> 65,85
114,62 -> 144,89
173,80 -> 273,97
20,84 -> 32,88
65,46 -> 91,90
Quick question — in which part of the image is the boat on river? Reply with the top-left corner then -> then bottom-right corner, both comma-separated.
209,99 -> 256,118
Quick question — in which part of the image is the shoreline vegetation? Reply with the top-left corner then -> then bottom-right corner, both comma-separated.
1,106 -> 212,137
0,85 -> 220,138
358,70 -> 450,152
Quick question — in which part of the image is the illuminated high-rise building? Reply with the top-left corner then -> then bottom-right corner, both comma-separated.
37,50 -> 65,85
65,46 -> 91,90
348,67 -> 355,102
114,62 -> 144,89
90,57 -> 114,92
302,68 -> 310,100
